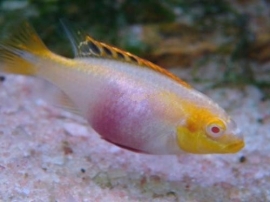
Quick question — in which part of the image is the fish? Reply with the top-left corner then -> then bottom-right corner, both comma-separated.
0,22 -> 244,155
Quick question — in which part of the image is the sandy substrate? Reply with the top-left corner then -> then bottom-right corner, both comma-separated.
0,64 -> 269,202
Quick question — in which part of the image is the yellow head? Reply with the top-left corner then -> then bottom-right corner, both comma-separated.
176,104 -> 244,154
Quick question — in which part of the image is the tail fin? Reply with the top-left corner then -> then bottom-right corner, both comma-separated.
0,22 -> 49,76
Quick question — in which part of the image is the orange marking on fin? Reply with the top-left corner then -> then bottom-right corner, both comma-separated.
78,36 -> 192,89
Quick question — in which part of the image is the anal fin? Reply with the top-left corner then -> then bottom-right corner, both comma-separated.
53,91 -> 81,116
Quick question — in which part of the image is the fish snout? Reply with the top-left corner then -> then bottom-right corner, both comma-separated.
224,138 -> 245,153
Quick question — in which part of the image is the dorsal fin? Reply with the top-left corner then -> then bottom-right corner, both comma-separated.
60,19 -> 85,57
61,21 -> 192,89
77,36 -> 192,88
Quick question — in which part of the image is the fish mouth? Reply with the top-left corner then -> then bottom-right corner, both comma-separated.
225,140 -> 245,153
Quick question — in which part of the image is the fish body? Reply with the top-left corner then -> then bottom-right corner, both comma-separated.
0,23 -> 244,154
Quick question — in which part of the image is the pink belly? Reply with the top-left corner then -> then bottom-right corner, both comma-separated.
89,84 -> 155,152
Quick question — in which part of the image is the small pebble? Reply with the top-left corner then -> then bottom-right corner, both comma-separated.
239,156 -> 246,163
81,168 -> 86,173
257,118 -> 263,124
0,76 -> 5,82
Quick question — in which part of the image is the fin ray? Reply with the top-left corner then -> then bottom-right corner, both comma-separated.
54,92 -> 81,115
59,19 -> 85,57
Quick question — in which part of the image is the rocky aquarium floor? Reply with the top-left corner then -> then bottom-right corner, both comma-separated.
0,64 -> 269,202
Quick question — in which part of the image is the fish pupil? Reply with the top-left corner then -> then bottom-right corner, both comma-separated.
211,126 -> 220,133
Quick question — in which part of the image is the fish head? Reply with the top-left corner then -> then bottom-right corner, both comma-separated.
176,104 -> 244,154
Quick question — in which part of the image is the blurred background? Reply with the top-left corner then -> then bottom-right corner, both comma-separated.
0,2 -> 270,201
0,0 -> 269,96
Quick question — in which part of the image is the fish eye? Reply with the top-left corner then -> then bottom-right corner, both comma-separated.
206,120 -> 225,139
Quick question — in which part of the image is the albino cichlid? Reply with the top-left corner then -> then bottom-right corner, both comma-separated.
0,22 -> 244,155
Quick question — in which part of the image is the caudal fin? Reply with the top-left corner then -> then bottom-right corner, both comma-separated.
0,22 -> 49,76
